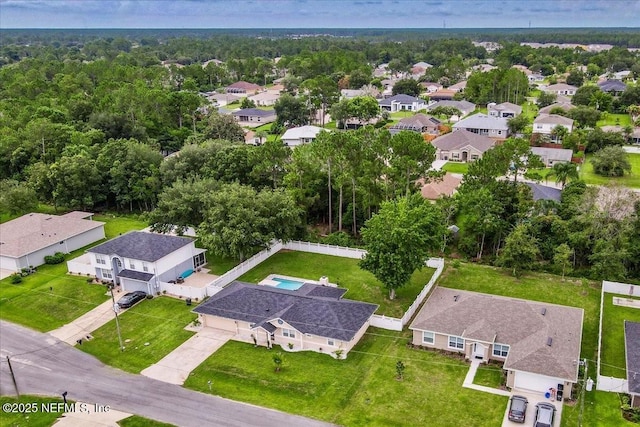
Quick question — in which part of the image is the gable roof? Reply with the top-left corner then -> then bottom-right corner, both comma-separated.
625,321 -> 640,394
432,129 -> 495,153
524,183 -> 562,202
544,83 -> 578,93
452,113 -> 509,131
88,231 -> 193,262
0,212 -> 105,258
489,102 -> 523,114
534,114 -> 574,126
194,281 -> 378,341
598,80 -> 627,92
538,102 -> 575,115
231,108 -> 275,117
390,113 -> 441,130
420,173 -> 462,200
531,146 -> 573,162
226,81 -> 262,91
427,100 -> 476,114
281,125 -> 324,140
410,287 -> 583,382
379,94 -> 424,106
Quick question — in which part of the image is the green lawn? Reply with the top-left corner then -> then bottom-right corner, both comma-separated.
441,162 -> 469,174
93,213 -> 147,239
236,250 -> 436,317
562,389 -> 635,427
596,113 -> 632,127
579,153 -> 640,188
600,294 -> 640,377
437,262 -> 601,361
78,296 -> 197,373
0,203 -> 58,224
474,364 -> 504,389
119,416 -> 176,427
206,253 -> 239,276
0,395 -> 65,427
522,101 -> 539,121
185,331 -> 507,427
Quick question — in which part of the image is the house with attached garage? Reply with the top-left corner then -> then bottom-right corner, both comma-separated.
431,129 -> 495,162
193,281 -> 378,358
530,147 -> 573,167
452,113 -> 509,139
87,231 -> 206,294
625,321 -> 640,407
543,83 -> 578,96
232,108 -> 277,125
389,113 -> 442,135
281,125 -> 324,147
410,287 -> 583,397
533,114 -> 574,140
487,102 -> 522,118
0,212 -> 105,274
378,94 -> 427,113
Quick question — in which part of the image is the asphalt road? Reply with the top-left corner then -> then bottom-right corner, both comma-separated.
0,320 -> 334,427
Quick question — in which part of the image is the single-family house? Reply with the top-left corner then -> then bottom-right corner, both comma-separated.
389,113 -> 442,135
528,73 -> 545,83
193,281 -> 378,358
533,114 -> 574,137
341,89 -> 367,99
281,125 -> 324,147
598,80 -> 627,96
378,94 -> 427,113
244,130 -> 267,146
544,83 -> 578,96
410,287 -> 583,396
613,70 -> 632,81
413,61 -> 433,70
207,93 -> 242,107
232,108 -> 277,125
420,82 -> 443,93
538,102 -> 575,115
248,91 -> 280,107
625,321 -> 640,407
428,89 -> 456,102
472,64 -> 497,73
431,129 -> 496,162
420,173 -> 462,200
524,183 -> 562,202
447,81 -> 467,93
88,231 -> 206,294
530,147 -> 573,167
0,212 -> 105,274
452,113 -> 509,139
226,81 -> 263,95
512,65 -> 532,75
487,102 -> 523,118
427,100 -> 476,118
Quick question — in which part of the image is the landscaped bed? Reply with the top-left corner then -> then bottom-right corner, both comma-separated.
184,330 -> 507,427
236,250 -> 436,317
79,296 -> 197,374
600,293 -> 640,378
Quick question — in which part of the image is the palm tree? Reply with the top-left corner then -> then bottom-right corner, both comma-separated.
547,162 -> 579,188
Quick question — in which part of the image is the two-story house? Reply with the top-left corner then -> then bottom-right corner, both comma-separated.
88,231 -> 206,294
533,114 -> 574,140
487,102 -> 522,118
452,113 -> 509,139
378,94 -> 427,113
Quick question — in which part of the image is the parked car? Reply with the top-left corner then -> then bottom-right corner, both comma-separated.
117,291 -> 147,309
534,402 -> 556,427
508,395 -> 528,423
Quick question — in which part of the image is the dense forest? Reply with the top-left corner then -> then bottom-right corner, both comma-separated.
1,29 -> 640,282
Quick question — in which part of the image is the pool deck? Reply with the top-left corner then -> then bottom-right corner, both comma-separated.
258,274 -> 336,288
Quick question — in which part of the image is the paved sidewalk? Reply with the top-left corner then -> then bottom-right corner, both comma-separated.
141,327 -> 234,385
53,402 -> 131,426
431,160 -> 448,171
462,360 -> 511,396
48,292 -> 123,345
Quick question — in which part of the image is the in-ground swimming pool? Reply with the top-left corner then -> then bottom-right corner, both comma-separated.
272,276 -> 305,290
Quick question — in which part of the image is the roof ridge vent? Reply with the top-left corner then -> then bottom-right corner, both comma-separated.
540,307 -> 546,316
547,337 -> 553,346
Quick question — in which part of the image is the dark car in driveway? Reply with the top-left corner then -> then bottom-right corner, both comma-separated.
508,395 -> 528,423
117,291 -> 147,309
534,402 -> 556,427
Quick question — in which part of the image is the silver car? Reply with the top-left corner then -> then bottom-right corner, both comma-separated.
534,402 -> 556,427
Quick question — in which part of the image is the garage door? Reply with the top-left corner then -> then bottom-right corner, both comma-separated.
121,278 -> 150,294
514,371 -> 562,393
0,256 -> 18,272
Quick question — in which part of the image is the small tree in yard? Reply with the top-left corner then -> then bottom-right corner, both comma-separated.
497,224 -> 540,277
553,243 -> 574,281
273,352 -> 286,372
360,194 -> 445,299
591,146 -> 632,177
396,361 -> 405,380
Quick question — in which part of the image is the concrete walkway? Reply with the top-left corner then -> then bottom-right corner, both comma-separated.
462,360 -> 511,396
431,159 -> 448,171
141,327 -> 234,385
48,292 -> 123,345
53,402 -> 131,426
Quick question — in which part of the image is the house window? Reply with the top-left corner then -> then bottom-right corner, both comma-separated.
101,268 -> 113,279
493,343 -> 510,358
129,261 -> 135,270
327,339 -> 335,346
448,335 -> 464,350
497,130 -> 502,135
283,328 -> 296,338
142,262 -> 148,272
96,255 -> 106,265
422,331 -> 435,345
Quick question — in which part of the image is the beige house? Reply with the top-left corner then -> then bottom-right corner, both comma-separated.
410,287 -> 583,396
431,129 -> 495,162
193,281 -> 378,358
544,83 -> 578,96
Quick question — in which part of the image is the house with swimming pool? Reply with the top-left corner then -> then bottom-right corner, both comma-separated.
193,280 -> 379,358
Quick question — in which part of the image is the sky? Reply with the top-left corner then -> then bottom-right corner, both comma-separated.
1,0 -> 639,29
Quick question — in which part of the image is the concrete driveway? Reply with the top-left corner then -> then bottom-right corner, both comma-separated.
141,327 -> 234,385
502,389 -> 563,427
53,402 -> 131,427
48,292 -> 124,345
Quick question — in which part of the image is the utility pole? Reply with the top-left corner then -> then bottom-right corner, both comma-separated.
109,285 -> 124,352
6,356 -> 20,397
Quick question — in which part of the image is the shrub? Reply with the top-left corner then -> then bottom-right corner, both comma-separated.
323,231 -> 352,247
44,252 -> 65,264
11,274 -> 23,284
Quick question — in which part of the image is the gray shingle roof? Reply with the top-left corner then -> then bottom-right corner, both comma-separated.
410,287 -> 583,382
598,80 -> 627,92
534,114 -> 574,126
118,269 -> 155,282
379,94 -> 423,106
432,129 -> 495,152
88,231 -> 193,262
232,108 -> 275,117
524,183 -> 562,202
625,321 -> 640,394
452,113 -> 509,131
530,147 -> 573,162
194,281 -> 378,341
390,113 -> 441,131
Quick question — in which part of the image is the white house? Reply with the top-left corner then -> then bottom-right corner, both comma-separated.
452,113 -> 509,139
531,147 -> 573,167
0,212 -> 105,274
533,114 -> 574,136
87,231 -> 206,294
281,125 -> 324,147
543,83 -> 578,96
487,102 -> 522,118
378,94 -> 427,113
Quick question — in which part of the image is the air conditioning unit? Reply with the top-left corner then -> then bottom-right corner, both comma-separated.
319,276 -> 328,286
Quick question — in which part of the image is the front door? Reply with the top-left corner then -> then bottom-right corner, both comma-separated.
472,343 -> 485,360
